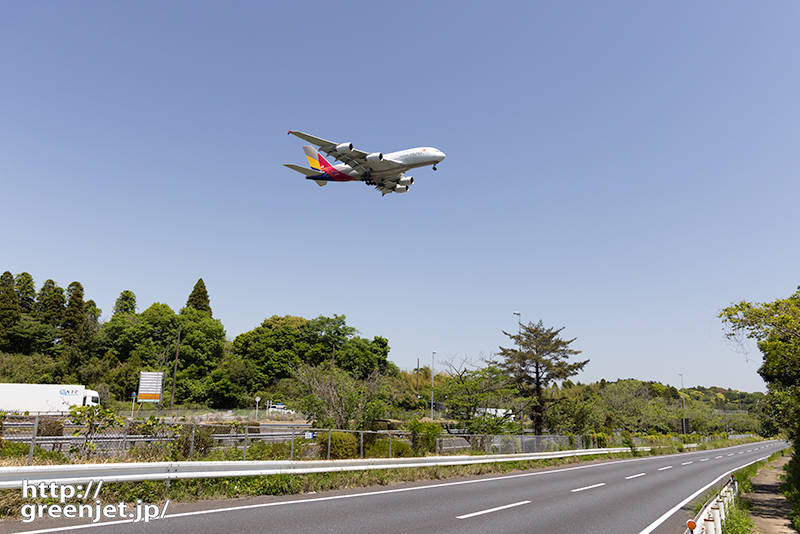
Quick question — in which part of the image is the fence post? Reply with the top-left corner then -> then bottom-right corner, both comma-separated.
327,429 -> 332,460
389,433 -> 392,458
360,431 -> 364,459
189,421 -> 196,460
28,414 -> 39,466
122,419 -> 129,455
243,425 -> 249,461
290,427 -> 295,461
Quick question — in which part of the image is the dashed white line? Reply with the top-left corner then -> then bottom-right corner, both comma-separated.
715,456 -> 723,459
571,483 -> 606,492
658,466 -> 673,471
457,500 -> 531,519
728,454 -> 734,456
700,458 -> 709,462
682,461 -> 693,465
626,473 -> 646,479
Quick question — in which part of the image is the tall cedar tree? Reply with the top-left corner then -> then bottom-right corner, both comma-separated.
14,272 -> 36,314
113,290 -> 137,316
0,271 -> 21,349
497,320 -> 588,435
186,278 -> 212,317
61,281 -> 86,346
37,280 -> 66,327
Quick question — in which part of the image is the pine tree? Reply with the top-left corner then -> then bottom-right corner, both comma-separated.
186,278 -> 212,317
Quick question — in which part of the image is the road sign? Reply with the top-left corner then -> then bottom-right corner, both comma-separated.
137,371 -> 164,402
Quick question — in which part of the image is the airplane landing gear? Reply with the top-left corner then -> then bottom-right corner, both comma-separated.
433,165 -> 437,171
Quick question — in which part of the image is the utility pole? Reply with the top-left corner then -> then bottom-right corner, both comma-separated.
430,351 -> 436,420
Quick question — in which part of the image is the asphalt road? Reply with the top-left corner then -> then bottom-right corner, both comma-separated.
4,440 -> 788,534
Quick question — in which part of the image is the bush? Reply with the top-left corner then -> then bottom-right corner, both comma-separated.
593,432 -> 608,448
37,418 -> 63,437
317,431 -> 358,459
365,438 -> 413,458
408,420 -> 441,455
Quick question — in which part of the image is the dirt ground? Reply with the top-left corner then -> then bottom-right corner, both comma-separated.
746,454 -> 795,534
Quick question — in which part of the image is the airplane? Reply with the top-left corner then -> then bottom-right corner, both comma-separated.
284,130 -> 446,195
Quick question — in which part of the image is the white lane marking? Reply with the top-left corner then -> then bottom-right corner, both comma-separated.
457,500 -> 531,519
681,461 -> 693,465
658,466 -> 673,471
700,458 -> 709,462
715,456 -> 723,459
572,483 -> 606,492
626,473 -> 646,479
728,454 -> 734,456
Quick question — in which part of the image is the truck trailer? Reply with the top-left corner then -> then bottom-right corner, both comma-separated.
0,383 -> 100,414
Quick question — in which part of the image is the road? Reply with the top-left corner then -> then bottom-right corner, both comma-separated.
4,440 -> 787,534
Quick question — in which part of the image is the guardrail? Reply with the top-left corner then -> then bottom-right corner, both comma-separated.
684,475 -> 737,534
0,446 -> 640,489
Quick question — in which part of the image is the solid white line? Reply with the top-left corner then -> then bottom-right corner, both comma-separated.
457,500 -> 531,519
625,473 -> 646,479
658,466 -> 673,471
572,482 -> 606,492
637,455 -> 772,534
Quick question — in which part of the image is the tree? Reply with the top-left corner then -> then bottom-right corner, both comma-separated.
292,361 -> 386,430
720,287 -> 800,440
61,281 -> 86,347
496,320 -> 589,435
36,279 -> 66,328
113,290 -> 137,316
14,272 -> 36,314
186,278 -> 212,317
0,271 -> 21,350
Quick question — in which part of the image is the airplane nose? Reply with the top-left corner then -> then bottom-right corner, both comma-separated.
436,150 -> 446,162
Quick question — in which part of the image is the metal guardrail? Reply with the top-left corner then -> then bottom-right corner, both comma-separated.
0,446 -> 639,489
684,475 -> 737,533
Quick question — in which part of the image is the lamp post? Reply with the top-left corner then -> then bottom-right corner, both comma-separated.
255,396 -> 261,421
513,312 -> 521,432
679,373 -> 686,435
430,351 -> 436,421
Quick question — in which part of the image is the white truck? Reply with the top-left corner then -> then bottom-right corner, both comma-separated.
0,383 -> 100,414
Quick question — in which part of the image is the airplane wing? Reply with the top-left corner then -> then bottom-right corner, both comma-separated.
287,130 -> 398,174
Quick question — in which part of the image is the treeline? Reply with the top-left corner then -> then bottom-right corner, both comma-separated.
0,270 -> 763,437
0,272 -> 402,408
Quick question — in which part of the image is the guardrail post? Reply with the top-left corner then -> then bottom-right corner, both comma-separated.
711,506 -> 721,534
27,415 -> 39,466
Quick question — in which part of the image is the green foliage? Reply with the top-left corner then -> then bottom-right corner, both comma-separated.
408,419 -> 441,454
186,278 -> 212,317
366,437 -> 413,458
317,431 -> 358,459
113,290 -> 137,316
68,405 -> 123,458
0,271 -> 20,350
497,320 -> 589,435
721,498 -> 754,534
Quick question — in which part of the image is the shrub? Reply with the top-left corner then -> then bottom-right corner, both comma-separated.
408,420 -> 441,455
317,431 -> 358,459
37,418 -> 63,437
366,438 -> 413,458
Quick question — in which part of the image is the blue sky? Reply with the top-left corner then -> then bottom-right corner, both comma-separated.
2,1 -> 798,393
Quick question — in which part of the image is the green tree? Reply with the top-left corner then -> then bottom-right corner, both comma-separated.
292,361 -> 386,430
0,271 -> 21,350
497,320 -> 589,435
186,278 -> 212,317
113,290 -> 137,316
440,357 -> 518,430
14,272 -> 36,314
61,281 -> 86,347
36,279 -> 66,328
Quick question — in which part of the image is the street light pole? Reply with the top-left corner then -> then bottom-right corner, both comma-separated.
430,351 -> 436,421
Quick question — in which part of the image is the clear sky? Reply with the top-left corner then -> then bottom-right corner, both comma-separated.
2,1 -> 798,393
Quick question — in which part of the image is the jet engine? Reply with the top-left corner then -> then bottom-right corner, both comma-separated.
397,176 -> 414,186
393,185 -> 409,193
336,142 -> 354,154
366,152 -> 383,163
